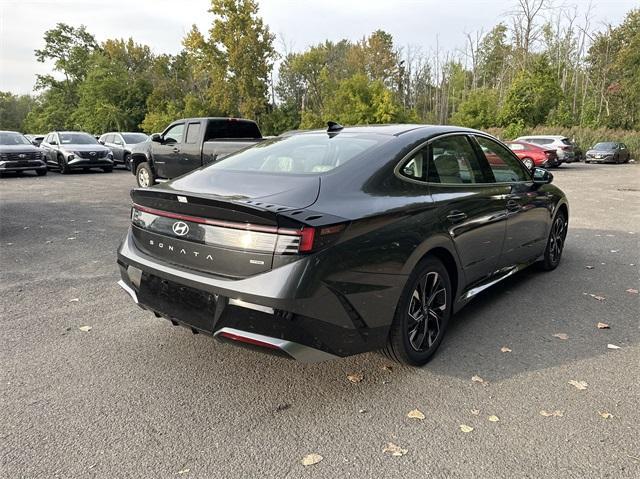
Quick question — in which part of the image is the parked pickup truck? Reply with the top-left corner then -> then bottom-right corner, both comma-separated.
130,117 -> 263,187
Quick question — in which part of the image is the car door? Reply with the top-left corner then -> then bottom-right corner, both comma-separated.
473,135 -> 553,268
425,134 -> 509,286
42,133 -> 58,164
153,123 -> 185,178
111,134 -> 125,162
619,143 -> 629,162
177,121 -> 204,173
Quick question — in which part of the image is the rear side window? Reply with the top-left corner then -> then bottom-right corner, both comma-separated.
475,136 -> 530,183
204,133 -> 384,175
400,147 -> 428,181
509,143 -> 525,151
427,135 -> 485,184
204,120 -> 260,141
186,123 -> 201,144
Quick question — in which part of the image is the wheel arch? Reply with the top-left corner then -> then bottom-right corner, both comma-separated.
130,152 -> 151,175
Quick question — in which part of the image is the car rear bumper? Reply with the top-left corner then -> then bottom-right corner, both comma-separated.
0,160 -> 46,171
116,228 -> 404,361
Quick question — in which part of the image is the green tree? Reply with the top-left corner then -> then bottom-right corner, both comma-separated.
0,92 -> 36,131
499,56 -> 561,126
451,88 -> 499,128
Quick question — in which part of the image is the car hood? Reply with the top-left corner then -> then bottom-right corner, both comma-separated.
586,149 -> 615,155
0,144 -> 41,153
165,169 -> 321,209
60,144 -> 110,152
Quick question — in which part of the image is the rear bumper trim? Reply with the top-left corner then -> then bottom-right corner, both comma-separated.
214,327 -> 339,362
117,279 -> 138,304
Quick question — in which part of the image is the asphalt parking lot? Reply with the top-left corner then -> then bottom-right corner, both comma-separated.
1,163 -> 639,478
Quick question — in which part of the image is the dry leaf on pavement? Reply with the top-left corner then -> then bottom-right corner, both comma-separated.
383,443 -> 407,456
540,410 -> 564,417
78,326 -> 92,332
553,333 -> 569,340
500,346 -> 512,353
346,372 -> 364,383
488,415 -> 500,422
585,265 -> 594,269
381,365 -> 393,372
626,288 -> 639,294
301,453 -> 323,466
568,380 -> 588,390
177,469 -> 190,475
598,411 -> 613,419
584,293 -> 605,301
596,322 -> 610,329
407,409 -> 425,420
470,409 -> 480,415
459,424 -> 474,433
607,344 -> 621,350
471,375 -> 485,384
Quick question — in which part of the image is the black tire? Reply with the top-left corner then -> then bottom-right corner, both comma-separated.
58,154 -> 70,174
539,210 -> 568,271
124,153 -> 132,171
383,256 -> 452,366
36,169 -> 47,176
136,161 -> 155,187
585,160 -> 590,164
102,166 -> 113,173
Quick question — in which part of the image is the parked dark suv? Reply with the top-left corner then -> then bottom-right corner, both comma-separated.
41,131 -> 114,174
117,124 -> 568,366
0,130 -> 47,176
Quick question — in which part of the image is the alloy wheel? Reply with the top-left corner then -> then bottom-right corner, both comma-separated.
523,158 -> 534,170
138,168 -> 150,187
548,215 -> 566,264
407,271 -> 447,352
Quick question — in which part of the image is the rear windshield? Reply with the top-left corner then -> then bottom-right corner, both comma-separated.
204,133 -> 384,175
204,120 -> 261,141
593,142 -> 617,150
561,138 -> 572,145
0,132 -> 30,145
122,133 -> 148,144
59,133 -> 97,144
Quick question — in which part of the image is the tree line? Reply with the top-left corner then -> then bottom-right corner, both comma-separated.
1,0 -> 638,145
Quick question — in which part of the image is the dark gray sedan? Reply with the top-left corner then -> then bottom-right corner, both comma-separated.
585,142 -> 631,164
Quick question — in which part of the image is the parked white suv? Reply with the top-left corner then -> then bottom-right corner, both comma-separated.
514,135 -> 577,163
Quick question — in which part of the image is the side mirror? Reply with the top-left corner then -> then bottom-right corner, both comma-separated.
31,140 -> 39,146
98,140 -> 105,145
532,167 -> 553,185
150,133 -> 162,143
50,140 -> 57,146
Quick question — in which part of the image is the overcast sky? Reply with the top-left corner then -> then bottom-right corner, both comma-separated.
0,0 -> 635,94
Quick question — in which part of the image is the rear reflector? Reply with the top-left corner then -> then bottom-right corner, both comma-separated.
218,331 -> 280,350
299,227 -> 316,252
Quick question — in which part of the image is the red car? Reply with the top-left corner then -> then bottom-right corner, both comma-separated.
505,141 -> 560,169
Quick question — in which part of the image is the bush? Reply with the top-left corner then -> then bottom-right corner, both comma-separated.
487,125 -> 640,159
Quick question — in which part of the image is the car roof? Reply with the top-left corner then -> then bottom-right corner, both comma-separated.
291,124 -> 482,137
516,135 -> 567,139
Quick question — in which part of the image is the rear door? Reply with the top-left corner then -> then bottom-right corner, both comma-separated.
426,134 -> 509,286
174,121 -> 204,174
110,134 -> 125,162
153,122 -> 185,178
473,135 -> 551,267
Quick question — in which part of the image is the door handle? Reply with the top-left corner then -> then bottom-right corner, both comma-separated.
506,199 -> 520,211
172,147 -> 180,153
446,211 -> 468,223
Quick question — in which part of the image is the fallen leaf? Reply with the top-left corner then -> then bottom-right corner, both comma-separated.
67,237 -> 76,240
6,243 -> 13,246
69,298 -> 79,302
346,372 -> 363,383
459,424 -> 474,433
383,442 -> 407,456
381,365 -> 393,372
607,344 -> 621,350
471,375 -> 485,384
568,380 -> 588,390
301,453 -> 323,466
500,346 -> 512,353
626,288 -> 639,294
585,265 -> 594,269
488,415 -> 500,422
358,409 -> 367,414
610,250 -> 618,253
470,409 -> 480,415
177,468 -> 190,475
598,411 -> 613,419
553,333 -> 569,340
540,410 -> 564,417
407,409 -> 425,420
45,240 -> 52,244
596,322 -> 610,329
78,326 -> 92,332
583,293 -> 605,301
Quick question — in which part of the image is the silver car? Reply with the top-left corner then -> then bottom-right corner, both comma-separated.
99,132 -> 149,170
514,135 -> 577,163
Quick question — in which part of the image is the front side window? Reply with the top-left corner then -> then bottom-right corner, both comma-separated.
475,136 -> 530,183
427,135 -> 485,184
163,124 -> 184,144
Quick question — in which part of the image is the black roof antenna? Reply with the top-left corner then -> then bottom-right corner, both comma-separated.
327,121 -> 344,133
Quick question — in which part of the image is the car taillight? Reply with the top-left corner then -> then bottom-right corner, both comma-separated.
277,224 -> 346,254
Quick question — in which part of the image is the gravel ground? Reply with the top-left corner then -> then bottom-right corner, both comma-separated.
1,162 -> 639,478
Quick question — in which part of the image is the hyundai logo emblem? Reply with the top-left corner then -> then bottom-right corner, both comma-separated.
89,151 -> 96,156
172,221 -> 189,236
18,153 -> 27,159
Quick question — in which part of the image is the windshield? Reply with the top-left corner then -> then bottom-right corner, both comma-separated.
59,133 -> 98,145
122,133 -> 149,144
593,142 -> 617,150
206,133 -> 384,175
0,132 -> 31,145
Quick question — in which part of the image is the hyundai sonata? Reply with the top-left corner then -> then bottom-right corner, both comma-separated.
117,123 -> 568,366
